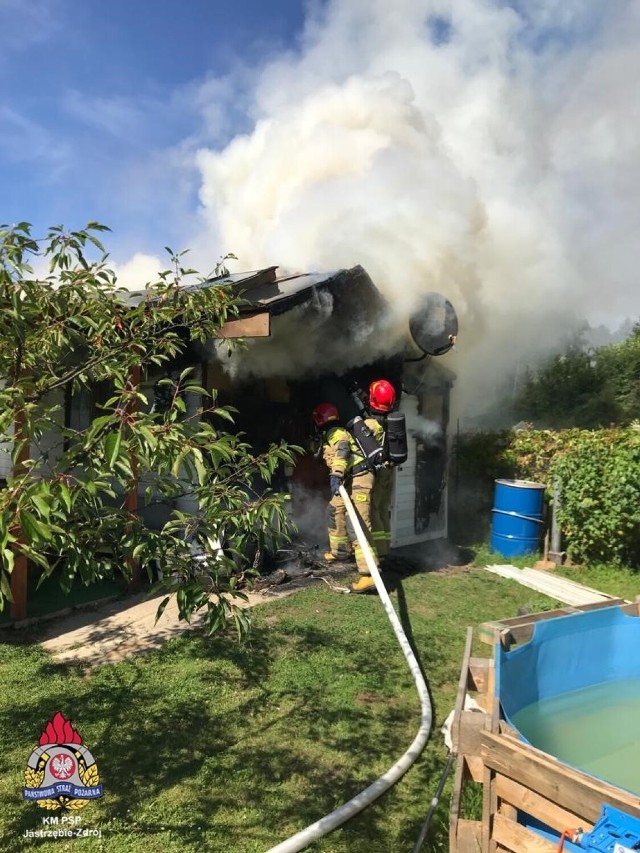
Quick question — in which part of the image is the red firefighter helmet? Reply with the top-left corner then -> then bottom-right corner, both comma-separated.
369,379 -> 396,413
312,402 -> 339,428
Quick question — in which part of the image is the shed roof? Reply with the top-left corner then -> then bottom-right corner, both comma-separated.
126,265 -> 381,316
196,265 -> 384,316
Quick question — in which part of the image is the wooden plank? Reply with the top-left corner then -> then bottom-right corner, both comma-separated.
565,595 -> 626,609
482,566 -> 618,607
486,659 -> 495,717
465,754 -> 484,783
495,774 -> 591,836
481,731 -> 640,824
452,627 -> 475,754
10,553 -> 28,621
456,819 -> 482,852
478,609 -> 574,646
487,647 -> 500,734
451,627 -> 475,852
478,622 -> 512,647
458,710 -> 487,757
498,801 -> 518,824
492,813 -> 557,852
228,266 -> 278,293
490,606 -> 577,628
468,657 -> 493,694
478,599 -> 628,646
218,311 -> 270,339
505,598 -> 629,645
482,660 -> 500,853
482,762 -> 496,853
450,756 -> 466,853
475,693 -> 493,714
620,598 -> 640,617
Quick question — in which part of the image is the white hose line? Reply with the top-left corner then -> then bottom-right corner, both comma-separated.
265,484 -> 433,853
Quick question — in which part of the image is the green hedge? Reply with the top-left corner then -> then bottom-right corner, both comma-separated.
453,426 -> 640,567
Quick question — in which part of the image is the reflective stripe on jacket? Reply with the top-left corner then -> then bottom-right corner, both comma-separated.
323,425 -> 365,477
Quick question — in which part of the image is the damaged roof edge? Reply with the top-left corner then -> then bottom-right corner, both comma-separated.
209,265 -> 379,317
124,264 -> 380,318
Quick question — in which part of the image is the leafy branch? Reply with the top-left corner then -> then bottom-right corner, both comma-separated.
0,222 -> 301,636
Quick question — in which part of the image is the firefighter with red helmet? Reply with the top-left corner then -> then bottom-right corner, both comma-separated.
367,379 -> 397,560
311,402 -> 379,594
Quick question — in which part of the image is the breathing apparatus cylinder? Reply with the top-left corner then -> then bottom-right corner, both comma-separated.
386,411 -> 408,466
347,416 -> 385,471
348,382 -> 368,416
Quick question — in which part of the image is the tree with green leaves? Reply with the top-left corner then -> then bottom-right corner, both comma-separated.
510,322 -> 640,430
0,222 -> 299,635
512,346 -> 618,428
597,323 -> 640,424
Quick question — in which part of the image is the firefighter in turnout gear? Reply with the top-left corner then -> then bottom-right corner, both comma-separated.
311,402 -> 380,594
367,379 -> 397,560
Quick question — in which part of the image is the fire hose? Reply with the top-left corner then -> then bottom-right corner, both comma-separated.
265,483 -> 433,853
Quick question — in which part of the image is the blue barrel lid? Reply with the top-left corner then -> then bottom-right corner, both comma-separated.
495,479 -> 545,489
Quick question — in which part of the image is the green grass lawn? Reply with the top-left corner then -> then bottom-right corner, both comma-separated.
0,560 -> 638,853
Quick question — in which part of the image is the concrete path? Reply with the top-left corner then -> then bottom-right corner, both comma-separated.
24,563 -> 620,669
11,564 -> 351,667
22,586 -> 298,668
3,551 -> 440,667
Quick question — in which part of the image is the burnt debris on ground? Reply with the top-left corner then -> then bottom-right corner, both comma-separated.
249,538 -> 473,596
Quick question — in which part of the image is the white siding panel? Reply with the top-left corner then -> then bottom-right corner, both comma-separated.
391,394 -> 448,547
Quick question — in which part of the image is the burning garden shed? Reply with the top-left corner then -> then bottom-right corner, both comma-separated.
0,261 -> 456,621
136,263 -> 458,552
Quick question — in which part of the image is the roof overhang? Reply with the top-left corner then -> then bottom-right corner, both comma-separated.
125,265 -> 386,340
213,264 -> 387,338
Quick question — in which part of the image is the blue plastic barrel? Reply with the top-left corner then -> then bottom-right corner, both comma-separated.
490,479 -> 546,558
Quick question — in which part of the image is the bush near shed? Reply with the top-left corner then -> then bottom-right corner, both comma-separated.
453,425 -> 640,567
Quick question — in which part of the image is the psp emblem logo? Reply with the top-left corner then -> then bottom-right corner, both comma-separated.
23,712 -> 103,811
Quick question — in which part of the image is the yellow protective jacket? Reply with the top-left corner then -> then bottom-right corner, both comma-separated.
322,425 -> 365,479
364,417 -> 385,452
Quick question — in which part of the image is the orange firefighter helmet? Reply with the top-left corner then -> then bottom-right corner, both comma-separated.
369,379 -> 396,413
312,402 -> 340,428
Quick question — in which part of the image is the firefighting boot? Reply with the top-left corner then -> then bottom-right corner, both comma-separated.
324,551 -> 354,563
350,575 -> 377,594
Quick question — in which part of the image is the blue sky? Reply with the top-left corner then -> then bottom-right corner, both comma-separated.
1,0 -> 638,371
1,0 -> 310,256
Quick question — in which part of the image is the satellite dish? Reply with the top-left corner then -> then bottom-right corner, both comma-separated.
408,292 -> 458,356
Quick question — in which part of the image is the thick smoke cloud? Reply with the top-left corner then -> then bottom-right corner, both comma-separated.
192,0 -> 639,416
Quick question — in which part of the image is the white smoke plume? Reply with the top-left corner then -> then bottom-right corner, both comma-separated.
410,417 -> 443,445
210,276 -> 405,379
190,0 -> 639,417
287,483 -> 330,549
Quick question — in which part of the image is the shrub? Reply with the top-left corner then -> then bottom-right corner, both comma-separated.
452,427 -> 640,567
550,427 -> 640,566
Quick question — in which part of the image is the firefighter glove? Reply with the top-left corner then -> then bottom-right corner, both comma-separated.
329,475 -> 342,496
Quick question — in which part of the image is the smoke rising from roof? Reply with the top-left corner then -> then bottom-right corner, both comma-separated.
211,284 -> 403,380
192,0 -> 639,415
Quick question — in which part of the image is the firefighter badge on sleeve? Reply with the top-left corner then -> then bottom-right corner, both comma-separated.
23,711 -> 103,811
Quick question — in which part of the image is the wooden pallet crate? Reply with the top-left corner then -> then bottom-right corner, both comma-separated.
449,599 -> 640,853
